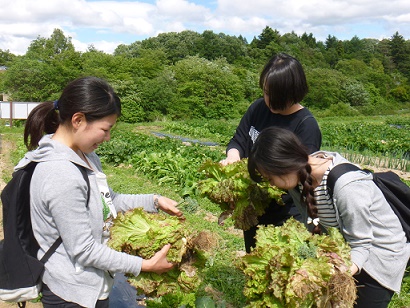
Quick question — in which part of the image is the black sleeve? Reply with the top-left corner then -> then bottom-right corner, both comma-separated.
226,103 -> 254,158
294,115 -> 322,154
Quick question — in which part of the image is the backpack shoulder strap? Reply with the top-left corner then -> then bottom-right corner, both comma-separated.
76,164 -> 90,207
40,237 -> 62,263
39,164 -> 90,263
327,163 -> 362,198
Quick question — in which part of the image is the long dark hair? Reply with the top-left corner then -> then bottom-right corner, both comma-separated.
24,76 -> 121,150
248,127 -> 320,233
259,53 -> 308,111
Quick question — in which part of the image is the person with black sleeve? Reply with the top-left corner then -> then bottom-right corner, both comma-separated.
220,53 -> 322,253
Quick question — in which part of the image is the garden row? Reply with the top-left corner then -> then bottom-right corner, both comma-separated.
97,115 -> 410,197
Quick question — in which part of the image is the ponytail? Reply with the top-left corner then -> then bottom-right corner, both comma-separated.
299,163 -> 321,234
24,101 -> 59,150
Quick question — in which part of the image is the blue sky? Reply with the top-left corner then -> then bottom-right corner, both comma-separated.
1,0 -> 410,55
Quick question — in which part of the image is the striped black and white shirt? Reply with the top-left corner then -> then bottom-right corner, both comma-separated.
313,167 -> 339,228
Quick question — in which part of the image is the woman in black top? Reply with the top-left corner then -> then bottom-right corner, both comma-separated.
220,53 -> 322,253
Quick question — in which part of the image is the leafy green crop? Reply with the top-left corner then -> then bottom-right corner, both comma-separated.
97,129 -> 225,196
320,119 -> 410,159
198,159 -> 285,230
108,208 -> 211,299
240,218 -> 356,307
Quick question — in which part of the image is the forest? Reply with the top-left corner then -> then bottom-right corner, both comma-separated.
0,26 -> 410,122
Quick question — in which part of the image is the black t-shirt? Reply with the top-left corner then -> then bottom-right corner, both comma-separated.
227,98 -> 322,157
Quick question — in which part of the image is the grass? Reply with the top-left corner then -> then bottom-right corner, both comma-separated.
390,271 -> 410,308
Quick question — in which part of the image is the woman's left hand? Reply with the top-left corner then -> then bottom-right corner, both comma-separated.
155,195 -> 184,218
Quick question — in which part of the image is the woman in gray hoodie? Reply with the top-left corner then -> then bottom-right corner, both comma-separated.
17,76 -> 182,307
248,127 -> 410,308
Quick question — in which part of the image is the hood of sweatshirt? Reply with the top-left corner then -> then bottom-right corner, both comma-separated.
311,150 -> 352,166
15,134 -> 91,172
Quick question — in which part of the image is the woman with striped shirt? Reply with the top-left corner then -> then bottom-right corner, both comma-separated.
248,127 -> 410,308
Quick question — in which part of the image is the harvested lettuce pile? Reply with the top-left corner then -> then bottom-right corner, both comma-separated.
198,159 -> 285,230
108,208 -> 214,298
239,218 -> 356,307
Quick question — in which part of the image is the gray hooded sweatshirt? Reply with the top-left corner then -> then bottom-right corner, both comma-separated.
290,151 -> 410,293
15,135 -> 158,307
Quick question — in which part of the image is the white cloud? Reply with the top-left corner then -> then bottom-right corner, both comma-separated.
0,0 -> 409,55
85,1 -> 155,28
214,0 -> 410,39
0,34 -> 32,54
205,16 -> 268,37
75,39 -> 124,54
157,0 -> 208,19
216,0 -> 278,16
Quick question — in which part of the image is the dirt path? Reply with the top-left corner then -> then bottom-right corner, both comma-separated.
358,160 -> 410,181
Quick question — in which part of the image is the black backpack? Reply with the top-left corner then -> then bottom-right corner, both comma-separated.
327,163 -> 410,242
0,161 -> 90,307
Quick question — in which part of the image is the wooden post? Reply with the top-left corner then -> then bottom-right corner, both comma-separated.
9,101 -> 13,127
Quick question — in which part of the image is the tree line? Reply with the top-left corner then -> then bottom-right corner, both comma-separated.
0,26 -> 409,122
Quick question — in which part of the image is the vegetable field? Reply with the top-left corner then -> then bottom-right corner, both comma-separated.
0,114 -> 409,307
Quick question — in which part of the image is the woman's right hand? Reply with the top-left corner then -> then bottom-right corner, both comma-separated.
219,149 -> 241,166
141,244 -> 175,274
